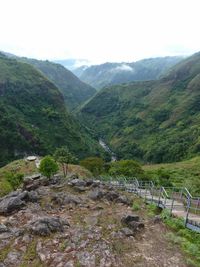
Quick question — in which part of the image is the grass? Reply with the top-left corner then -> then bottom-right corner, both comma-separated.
143,156 -> 200,195
160,209 -> 200,267
0,159 -> 38,196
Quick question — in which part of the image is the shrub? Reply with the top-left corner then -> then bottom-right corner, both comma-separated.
80,157 -> 105,176
5,172 -> 24,190
39,156 -> 59,178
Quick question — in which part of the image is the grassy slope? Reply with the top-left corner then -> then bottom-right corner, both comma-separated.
143,156 -> 200,195
0,54 -> 102,166
79,52 -> 200,163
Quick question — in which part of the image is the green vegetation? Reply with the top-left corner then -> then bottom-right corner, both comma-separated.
161,210 -> 200,267
54,147 -> 77,176
4,172 -> 24,190
39,156 -> 59,178
143,156 -> 200,195
75,56 -> 183,89
19,58 -> 96,110
80,157 -> 105,176
108,160 -> 144,179
0,54 -> 102,166
79,52 -> 200,164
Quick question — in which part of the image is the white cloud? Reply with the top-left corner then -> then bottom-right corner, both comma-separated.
0,0 -> 200,63
111,65 -> 134,72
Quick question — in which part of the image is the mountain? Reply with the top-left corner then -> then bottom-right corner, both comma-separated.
0,53 -> 102,167
53,58 -> 90,71
74,56 -> 184,89
78,52 -> 200,163
18,58 -> 96,111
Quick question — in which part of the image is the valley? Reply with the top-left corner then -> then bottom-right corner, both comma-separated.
1,49 -> 200,266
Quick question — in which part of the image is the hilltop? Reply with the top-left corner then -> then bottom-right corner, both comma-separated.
78,52 -> 200,163
0,174 -> 189,266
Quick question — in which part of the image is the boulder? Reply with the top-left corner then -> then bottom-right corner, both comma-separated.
27,191 -> 39,202
105,191 -> 119,201
0,192 -> 27,215
69,179 -> 87,187
120,227 -> 134,237
23,178 -> 41,191
51,193 -> 82,205
88,189 -> 105,200
28,216 -> 69,236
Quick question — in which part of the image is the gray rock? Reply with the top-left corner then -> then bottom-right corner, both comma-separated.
64,261 -> 75,267
116,195 -> 131,205
23,178 -> 41,191
121,214 -> 140,224
120,227 -> 135,236
24,174 -> 41,181
28,216 -> 69,236
77,251 -> 96,267
69,179 -> 87,187
0,224 -> 9,233
0,195 -> 25,215
88,189 -> 105,200
73,186 -> 87,192
105,191 -> 119,201
4,251 -> 22,266
0,263 -> 5,267
52,193 -> 82,205
27,191 -> 39,202
128,221 -> 145,230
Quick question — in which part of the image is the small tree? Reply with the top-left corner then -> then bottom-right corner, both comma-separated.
54,147 -> 77,177
80,157 -> 104,176
39,156 -> 59,178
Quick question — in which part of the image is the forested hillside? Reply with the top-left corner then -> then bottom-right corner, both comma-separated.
0,54 -> 102,166
79,52 -> 200,163
18,58 -> 96,110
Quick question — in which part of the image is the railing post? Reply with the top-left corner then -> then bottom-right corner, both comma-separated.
170,188 -> 175,214
195,198 -> 200,214
185,196 -> 191,227
151,184 -> 154,203
144,186 -> 147,202
158,187 -> 162,206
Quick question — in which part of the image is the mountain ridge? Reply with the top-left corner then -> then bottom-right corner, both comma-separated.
74,56 -> 184,89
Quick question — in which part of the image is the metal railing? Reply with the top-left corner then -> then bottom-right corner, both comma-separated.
97,176 -> 200,233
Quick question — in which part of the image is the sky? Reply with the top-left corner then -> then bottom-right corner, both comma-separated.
0,0 -> 200,64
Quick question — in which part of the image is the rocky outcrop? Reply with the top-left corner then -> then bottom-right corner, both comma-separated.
0,190 -> 40,216
0,177 -> 187,267
27,216 -> 69,236
51,193 -> 83,206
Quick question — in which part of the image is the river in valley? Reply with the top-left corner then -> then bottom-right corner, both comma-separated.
99,139 -> 117,162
